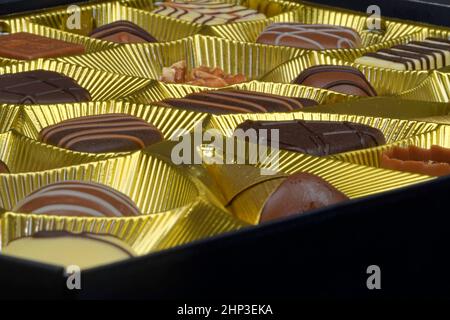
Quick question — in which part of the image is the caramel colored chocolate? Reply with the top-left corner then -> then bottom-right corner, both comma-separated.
0,70 -> 91,104
158,90 -> 318,114
293,65 -> 377,97
0,160 -> 9,173
3,231 -> 136,269
256,23 -> 361,49
89,21 -> 157,43
39,114 -> 164,153
380,145 -> 450,177
260,172 -> 349,222
235,120 -> 386,156
0,32 -> 85,60
13,181 -> 140,217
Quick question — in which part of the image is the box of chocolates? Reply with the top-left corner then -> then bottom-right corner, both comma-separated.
1,0 -> 450,299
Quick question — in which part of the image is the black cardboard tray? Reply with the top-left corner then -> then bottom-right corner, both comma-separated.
0,0 -> 450,300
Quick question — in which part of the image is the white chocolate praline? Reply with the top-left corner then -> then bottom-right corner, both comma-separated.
2,233 -> 136,269
354,56 -> 407,70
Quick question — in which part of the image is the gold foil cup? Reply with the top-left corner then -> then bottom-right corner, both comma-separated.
0,60 -> 151,101
262,51 -> 430,96
27,1 -> 202,48
0,104 -> 21,134
125,80 -> 356,107
0,130 -> 113,174
304,97 -> 450,121
121,0 -> 302,23
331,124 -> 450,168
19,100 -> 208,143
399,69 -> 450,103
202,3 -> 420,48
202,147 -> 433,224
57,34 -> 303,80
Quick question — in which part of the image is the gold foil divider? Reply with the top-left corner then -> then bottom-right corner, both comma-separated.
399,70 -> 450,103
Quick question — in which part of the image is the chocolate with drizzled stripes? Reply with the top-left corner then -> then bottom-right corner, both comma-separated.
256,23 -> 361,49
355,37 -> 450,70
156,89 -> 318,114
152,1 -> 265,25
39,114 -> 164,153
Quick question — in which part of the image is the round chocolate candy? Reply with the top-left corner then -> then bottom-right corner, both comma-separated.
13,181 -> 140,217
39,114 -> 164,153
293,65 -> 377,97
260,172 -> 349,223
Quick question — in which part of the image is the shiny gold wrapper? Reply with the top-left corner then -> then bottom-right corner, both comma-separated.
206,111 -> 440,144
0,130 -> 114,174
203,150 -> 433,225
262,51 -> 430,96
121,0 -> 302,21
19,100 -> 208,143
0,199 -> 247,267
304,97 -> 450,120
0,105 -> 21,134
27,1 -> 202,47
399,69 -> 450,103
125,80 -> 356,106
0,60 -> 151,101
56,34 -> 303,80
331,124 -> 450,168
202,3 -> 420,48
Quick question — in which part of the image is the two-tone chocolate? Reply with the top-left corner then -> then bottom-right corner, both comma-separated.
13,181 -> 140,217
0,32 -> 85,60
355,37 -> 450,70
39,114 -> 164,153
2,231 -> 136,269
151,0 -> 266,25
235,120 -> 386,156
89,20 -> 158,43
0,70 -> 91,104
293,65 -> 377,97
157,90 -> 318,114
260,172 -> 349,223
256,23 -> 361,49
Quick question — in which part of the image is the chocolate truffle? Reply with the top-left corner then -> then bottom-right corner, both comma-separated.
13,181 -> 140,217
152,1 -> 266,25
2,231 -> 136,269
0,32 -> 85,60
260,172 -> 349,222
157,90 -> 318,114
256,23 -> 361,49
39,114 -> 164,153
380,145 -> 450,177
354,37 -> 450,70
0,70 -> 91,104
293,65 -> 377,97
89,20 -> 158,43
0,160 -> 9,173
235,120 -> 386,156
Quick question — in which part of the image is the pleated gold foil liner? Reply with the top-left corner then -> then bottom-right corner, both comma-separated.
0,130 -> 115,174
19,100 -> 208,142
26,1 -> 202,47
0,199 -> 247,267
202,2 -> 420,47
0,60 -> 151,101
206,111 -> 440,145
399,69 -> 450,103
412,115 -> 450,125
0,150 -> 200,213
203,147 -> 433,225
331,124 -> 450,168
121,0 -> 302,21
304,97 -> 450,121
261,51 -> 430,96
126,80 -> 356,107
57,34 -> 303,80
0,105 -> 21,134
